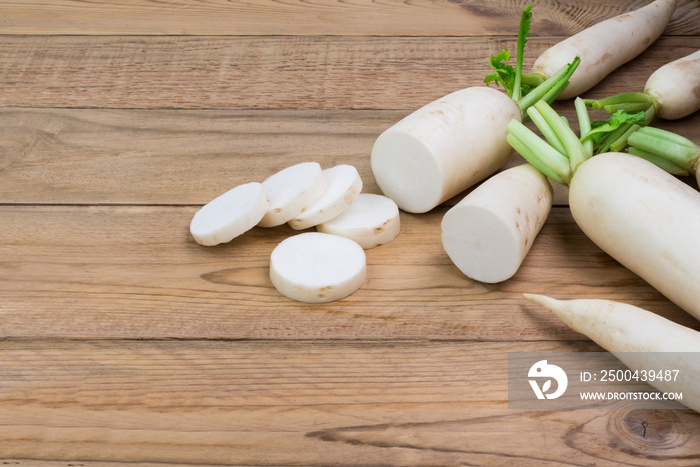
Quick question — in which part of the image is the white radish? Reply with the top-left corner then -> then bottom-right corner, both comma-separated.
524,293 -> 700,413
258,162 -> 327,228
371,87 -> 522,213
585,49 -> 700,122
645,49 -> 700,119
317,193 -> 400,249
531,0 -> 677,100
288,164 -> 362,230
568,152 -> 700,321
441,164 -> 552,283
269,232 -> 366,303
190,182 -> 268,246
508,101 -> 700,321
370,6 -> 579,213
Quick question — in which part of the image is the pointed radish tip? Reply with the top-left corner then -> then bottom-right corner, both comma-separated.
522,293 -> 558,310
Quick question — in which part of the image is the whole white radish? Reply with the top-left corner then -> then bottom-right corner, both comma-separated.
317,193 -> 400,249
258,161 -> 327,228
288,164 -> 362,230
269,232 -> 366,303
370,6 -> 580,213
569,153 -> 700,321
441,164 -> 552,283
524,293 -> 700,413
530,0 -> 677,100
190,182 -> 269,246
585,49 -> 700,121
508,101 -> 700,321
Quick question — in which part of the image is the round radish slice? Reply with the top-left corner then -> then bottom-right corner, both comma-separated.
316,193 -> 400,249
258,162 -> 327,228
270,232 -> 367,303
190,182 -> 269,246
288,164 -> 363,230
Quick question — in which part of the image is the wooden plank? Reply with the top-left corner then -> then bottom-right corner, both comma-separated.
2,107 -> 700,206
0,339 -> 698,465
0,35 -> 697,110
1,204 -> 698,340
0,0 -> 697,36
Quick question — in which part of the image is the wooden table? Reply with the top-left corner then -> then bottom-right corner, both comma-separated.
1,0 -> 700,464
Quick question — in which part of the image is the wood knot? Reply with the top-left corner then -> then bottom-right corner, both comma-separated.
610,409 -> 690,451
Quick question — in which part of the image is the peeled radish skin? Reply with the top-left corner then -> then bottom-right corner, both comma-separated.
190,182 -> 269,246
441,164 -> 552,284
532,0 -> 676,100
645,49 -> 700,120
288,165 -> 363,230
371,87 -> 521,213
317,193 -> 401,250
524,293 -> 700,413
259,162 -> 327,228
569,152 -> 700,321
269,232 -> 367,304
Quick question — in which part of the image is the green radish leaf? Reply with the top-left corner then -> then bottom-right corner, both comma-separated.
484,5 -> 535,100
581,110 -> 647,144
484,49 -> 516,96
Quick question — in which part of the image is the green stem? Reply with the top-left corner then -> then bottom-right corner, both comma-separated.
609,123 -> 641,153
517,56 -> 580,114
507,119 -> 572,185
533,100 -> 588,172
596,122 -> 633,154
526,106 -> 567,155
574,97 -> 593,158
586,92 -> 653,109
627,147 -> 690,176
627,127 -> 700,172
603,102 -> 653,114
512,5 -> 532,103
521,73 -> 545,87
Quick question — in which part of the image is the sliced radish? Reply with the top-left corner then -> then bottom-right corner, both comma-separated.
258,162 -> 327,228
269,232 -> 367,303
317,193 -> 400,249
190,182 -> 269,246
288,164 -> 363,230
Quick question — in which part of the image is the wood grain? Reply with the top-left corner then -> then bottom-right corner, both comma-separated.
2,0 -> 700,463
0,0 -> 697,36
2,205 -> 698,340
2,107 -> 699,206
0,35 -> 697,110
0,339 -> 698,465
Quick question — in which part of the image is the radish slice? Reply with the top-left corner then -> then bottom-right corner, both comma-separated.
317,193 -> 400,249
190,182 -> 269,246
258,162 -> 327,228
269,232 -> 367,303
441,164 -> 552,283
288,164 -> 363,230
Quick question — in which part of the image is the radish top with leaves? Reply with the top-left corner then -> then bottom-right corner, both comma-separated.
585,49 -> 700,121
370,6 -> 579,213
507,100 -> 700,322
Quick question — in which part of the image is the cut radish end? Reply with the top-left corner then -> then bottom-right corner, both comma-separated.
288,164 -> 363,230
259,162 -> 327,228
269,232 -> 367,303
190,182 -> 269,246
317,193 -> 400,249
441,164 -> 552,283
